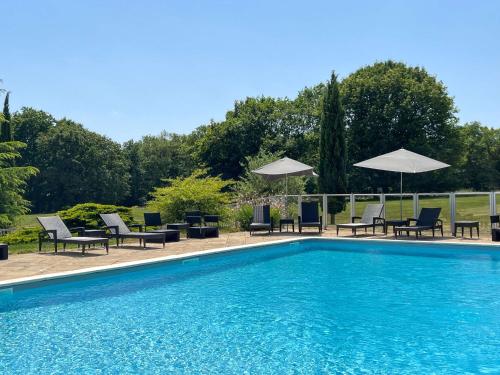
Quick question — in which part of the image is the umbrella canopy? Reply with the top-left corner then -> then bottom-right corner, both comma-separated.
252,157 -> 317,216
353,148 -> 450,219
353,148 -> 450,173
252,157 -> 317,180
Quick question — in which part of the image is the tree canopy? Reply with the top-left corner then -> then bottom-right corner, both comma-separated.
1,60 -> 498,218
30,119 -> 130,212
341,60 -> 462,192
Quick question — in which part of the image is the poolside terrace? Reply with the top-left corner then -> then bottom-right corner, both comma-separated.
1,229 -> 497,283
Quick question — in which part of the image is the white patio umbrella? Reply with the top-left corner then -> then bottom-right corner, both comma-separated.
353,148 -> 450,219
252,157 -> 317,214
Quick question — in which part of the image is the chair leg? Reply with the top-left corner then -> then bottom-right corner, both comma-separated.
336,227 -> 339,236
441,226 -> 444,237
105,242 -> 109,254
476,226 -> 479,238
116,237 -> 120,248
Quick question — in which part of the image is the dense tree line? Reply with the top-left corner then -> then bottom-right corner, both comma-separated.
2,60 -> 499,215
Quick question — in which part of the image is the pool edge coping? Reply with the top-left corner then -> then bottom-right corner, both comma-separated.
1,236 -> 499,289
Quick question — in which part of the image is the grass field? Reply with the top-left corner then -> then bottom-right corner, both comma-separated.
2,195 -> 499,255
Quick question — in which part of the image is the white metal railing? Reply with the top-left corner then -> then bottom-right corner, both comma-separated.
271,191 -> 499,231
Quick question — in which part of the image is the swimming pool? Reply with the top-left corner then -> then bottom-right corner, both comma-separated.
1,239 -> 499,374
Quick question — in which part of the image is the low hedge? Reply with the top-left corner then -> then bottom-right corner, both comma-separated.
58,203 -> 134,229
0,227 -> 40,245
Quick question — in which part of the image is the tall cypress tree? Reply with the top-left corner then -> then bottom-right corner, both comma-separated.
0,92 -> 12,142
318,71 -> 347,218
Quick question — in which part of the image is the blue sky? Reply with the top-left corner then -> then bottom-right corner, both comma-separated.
2,0 -> 499,142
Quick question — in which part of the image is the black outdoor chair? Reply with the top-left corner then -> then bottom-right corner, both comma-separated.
336,203 -> 385,236
249,205 -> 273,235
298,201 -> 322,234
100,213 -> 166,248
143,212 -> 181,242
394,208 -> 444,239
37,216 -> 109,255
184,210 -> 219,239
491,215 -> 500,242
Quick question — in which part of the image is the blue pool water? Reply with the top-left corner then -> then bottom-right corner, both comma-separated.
1,239 -> 500,374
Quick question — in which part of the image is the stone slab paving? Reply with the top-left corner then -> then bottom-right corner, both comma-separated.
0,230 -> 498,282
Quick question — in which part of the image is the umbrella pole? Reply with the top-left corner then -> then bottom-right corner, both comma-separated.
400,172 -> 403,220
285,174 -> 288,217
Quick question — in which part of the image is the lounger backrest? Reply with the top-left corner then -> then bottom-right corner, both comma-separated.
360,204 -> 384,224
100,213 -> 131,235
37,216 -> 72,239
253,205 -> 271,224
144,212 -> 162,227
416,208 -> 441,227
301,202 -> 319,223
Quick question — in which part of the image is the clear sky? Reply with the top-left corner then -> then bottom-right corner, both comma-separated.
2,0 -> 499,142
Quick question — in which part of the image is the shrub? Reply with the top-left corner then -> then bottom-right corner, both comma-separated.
0,227 -> 39,245
235,204 -> 280,231
58,203 -> 133,229
148,170 -> 234,223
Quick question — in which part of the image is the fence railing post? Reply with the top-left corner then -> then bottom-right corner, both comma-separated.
350,194 -> 355,219
298,195 -> 302,219
413,193 -> 419,219
322,194 -> 328,230
449,192 -> 456,235
380,194 -> 386,218
490,192 -> 496,216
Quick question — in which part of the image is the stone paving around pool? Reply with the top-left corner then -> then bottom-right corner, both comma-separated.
0,229 -> 498,282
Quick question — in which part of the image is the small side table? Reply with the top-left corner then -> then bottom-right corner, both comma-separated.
492,228 -> 500,242
385,220 -> 408,235
279,218 -> 295,233
454,221 -> 479,238
0,243 -> 8,260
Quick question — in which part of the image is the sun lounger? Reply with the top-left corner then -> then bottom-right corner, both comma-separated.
37,216 -> 109,255
394,208 -> 443,239
100,213 -> 166,248
143,212 -> 181,242
249,205 -> 273,235
336,203 -> 385,236
299,202 -> 322,234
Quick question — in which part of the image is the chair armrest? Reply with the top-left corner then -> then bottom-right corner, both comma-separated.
352,216 -> 361,223
103,225 -> 119,235
69,226 -> 85,236
129,223 -> 143,232
39,229 -> 57,240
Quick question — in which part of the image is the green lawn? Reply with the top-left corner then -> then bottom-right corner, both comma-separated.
328,194 -> 495,235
